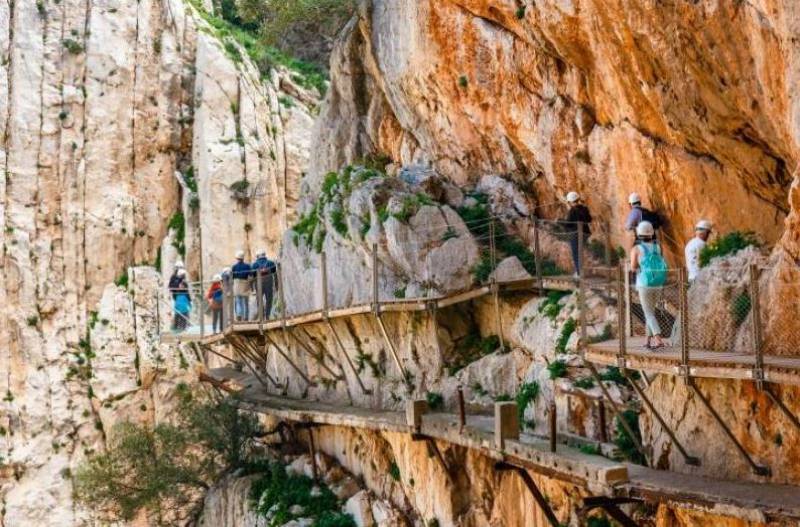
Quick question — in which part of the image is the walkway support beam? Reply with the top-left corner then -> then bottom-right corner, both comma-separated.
495,462 -> 560,527
371,243 -> 408,381
688,378 -> 770,476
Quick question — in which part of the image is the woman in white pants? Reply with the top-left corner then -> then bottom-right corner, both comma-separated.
631,221 -> 665,349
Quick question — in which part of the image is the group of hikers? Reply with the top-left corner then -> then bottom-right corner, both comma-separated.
562,191 -> 713,349
167,250 -> 279,333
168,192 -> 714,351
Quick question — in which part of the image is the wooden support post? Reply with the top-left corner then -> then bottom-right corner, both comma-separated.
625,371 -> 700,466
406,399 -> 428,432
749,264 -> 764,388
457,385 -> 466,432
308,428 -> 318,481
688,378 -> 769,476
597,400 -> 608,443
495,463 -> 560,527
679,268 -> 690,380
548,401 -> 557,453
494,401 -> 519,450
581,497 -> 640,527
533,220 -> 543,289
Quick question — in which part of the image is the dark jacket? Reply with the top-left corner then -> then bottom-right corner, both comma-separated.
168,273 -> 188,298
564,204 -> 592,234
231,260 -> 252,280
251,257 -> 276,275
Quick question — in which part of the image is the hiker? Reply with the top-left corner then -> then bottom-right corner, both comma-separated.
168,265 -> 190,330
231,250 -> 252,321
562,191 -> 592,278
168,260 -> 186,300
685,220 -> 712,282
173,269 -> 191,332
251,249 -> 277,320
630,221 -> 668,349
624,193 -> 662,239
206,274 -> 224,332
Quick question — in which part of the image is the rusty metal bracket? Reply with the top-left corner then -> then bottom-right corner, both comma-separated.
411,433 -> 455,486
325,319 -> 372,395
263,334 -> 316,387
581,496 -> 641,527
285,327 -> 344,381
495,462 -> 560,527
763,383 -> 800,431
688,378 -> 770,476
624,371 -> 700,466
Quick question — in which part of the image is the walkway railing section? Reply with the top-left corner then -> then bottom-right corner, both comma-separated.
159,218 -> 618,339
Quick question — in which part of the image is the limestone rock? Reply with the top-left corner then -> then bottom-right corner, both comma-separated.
344,491 -> 376,527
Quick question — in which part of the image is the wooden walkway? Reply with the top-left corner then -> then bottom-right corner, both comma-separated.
205,368 -> 800,523
586,337 -> 800,386
163,275 -> 583,345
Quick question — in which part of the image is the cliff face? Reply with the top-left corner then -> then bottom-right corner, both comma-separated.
0,1 -> 314,524
312,0 -> 800,257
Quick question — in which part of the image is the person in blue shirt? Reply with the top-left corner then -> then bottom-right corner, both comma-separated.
231,250 -> 252,321
251,249 -> 278,320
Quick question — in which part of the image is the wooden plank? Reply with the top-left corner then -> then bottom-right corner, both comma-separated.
437,286 -> 491,308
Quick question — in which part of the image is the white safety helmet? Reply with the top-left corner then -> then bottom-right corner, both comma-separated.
695,219 -> 713,231
212,274 -> 222,281
256,249 -> 267,258
235,250 -> 245,260
174,260 -> 185,269
628,192 -> 641,205
222,267 -> 231,275
566,191 -> 580,203
176,269 -> 187,278
636,221 -> 655,237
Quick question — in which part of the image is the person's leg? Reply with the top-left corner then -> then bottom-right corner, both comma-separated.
212,309 -> 220,332
263,280 -> 274,319
234,296 -> 244,320
638,287 -> 661,341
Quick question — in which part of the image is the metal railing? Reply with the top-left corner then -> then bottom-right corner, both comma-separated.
158,218 -> 619,339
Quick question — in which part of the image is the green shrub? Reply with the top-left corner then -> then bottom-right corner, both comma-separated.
26,316 -> 39,327
599,366 -> 639,386
388,462 -> 401,481
458,75 -> 468,88
494,394 -> 513,402
115,271 -> 129,289
426,392 -> 444,411
699,231 -> 760,267
573,376 -> 595,389
167,212 -> 186,257
555,318 -> 576,354
515,382 -> 540,425
447,333 -> 501,375
614,409 -> 645,465
538,291 -> 569,320
393,287 -> 406,299
515,6 -> 526,18
330,208 -> 348,237
579,444 -> 601,456
587,516 -> 612,527
547,360 -> 568,379
587,324 -> 613,344
63,38 -> 84,54
731,292 -> 752,327
315,512 -> 357,527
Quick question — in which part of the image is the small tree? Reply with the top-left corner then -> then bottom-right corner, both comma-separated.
74,387 -> 262,523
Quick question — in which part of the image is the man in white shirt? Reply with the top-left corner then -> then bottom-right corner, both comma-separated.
685,220 -> 712,281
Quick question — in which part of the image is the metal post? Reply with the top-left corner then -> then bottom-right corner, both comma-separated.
616,262 -> 626,367
458,385 -> 466,432
278,263 -> 287,327
548,401 -> 557,453
495,463 -> 560,527
597,400 -> 608,443
624,262 -> 632,338
533,220 -> 543,289
577,224 -> 584,280
372,243 -> 379,312
679,268 -> 690,380
578,257 -> 587,354
749,264 -> 763,387
321,251 -> 328,315
200,282 -> 206,339
255,271 -> 264,333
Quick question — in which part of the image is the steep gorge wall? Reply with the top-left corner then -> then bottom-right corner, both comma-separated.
311,0 -> 800,257
0,1 -> 314,524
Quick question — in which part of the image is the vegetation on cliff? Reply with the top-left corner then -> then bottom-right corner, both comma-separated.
74,385 -> 262,522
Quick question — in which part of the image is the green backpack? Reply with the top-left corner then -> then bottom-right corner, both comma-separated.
640,243 -> 667,287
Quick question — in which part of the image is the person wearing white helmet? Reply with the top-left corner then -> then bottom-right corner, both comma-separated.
685,220 -> 712,281
206,273 -> 225,332
231,250 -> 252,321
631,221 -> 668,349
561,191 -> 593,278
624,192 -> 663,237
172,269 -> 191,332
251,249 -> 278,320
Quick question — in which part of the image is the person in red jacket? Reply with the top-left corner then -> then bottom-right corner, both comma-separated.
206,274 -> 224,333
